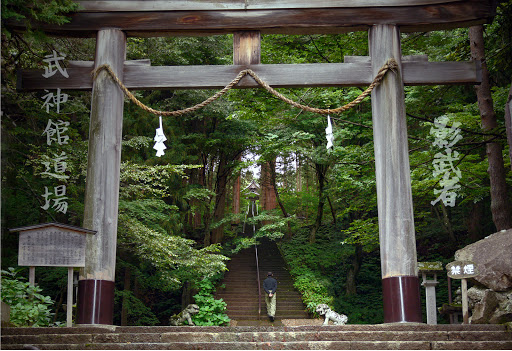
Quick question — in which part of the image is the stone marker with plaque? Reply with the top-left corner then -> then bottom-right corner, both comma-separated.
418,262 -> 443,325
10,222 -> 96,327
446,260 -> 478,324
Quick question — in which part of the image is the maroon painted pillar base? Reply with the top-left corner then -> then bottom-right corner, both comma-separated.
382,276 -> 422,323
77,279 -> 115,325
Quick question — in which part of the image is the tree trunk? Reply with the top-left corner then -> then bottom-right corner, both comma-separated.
296,153 -> 302,192
52,288 -> 65,323
268,159 -> 292,238
181,282 -> 193,309
202,154 -> 213,247
268,159 -> 288,217
467,201 -> 483,242
232,155 -> 242,223
121,266 -> 131,326
433,203 -> 456,243
469,25 -> 512,231
505,83 -> 512,172
187,167 -> 205,230
346,244 -> 363,296
327,195 -> 336,224
260,160 -> 277,212
309,163 -> 327,244
440,201 -> 456,242
211,155 -> 229,244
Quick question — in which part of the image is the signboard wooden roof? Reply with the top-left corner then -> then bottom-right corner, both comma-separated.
5,0 -> 497,37
9,222 -> 97,235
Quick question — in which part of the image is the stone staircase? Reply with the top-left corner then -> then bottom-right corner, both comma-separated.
215,239 -> 309,323
2,324 -> 511,349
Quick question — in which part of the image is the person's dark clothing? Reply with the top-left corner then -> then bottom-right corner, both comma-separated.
263,275 -> 278,320
263,276 -> 277,294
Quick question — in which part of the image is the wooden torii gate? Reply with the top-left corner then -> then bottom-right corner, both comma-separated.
15,0 -> 496,325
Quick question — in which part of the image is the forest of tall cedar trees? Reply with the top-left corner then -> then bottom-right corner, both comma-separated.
1,0 -> 512,326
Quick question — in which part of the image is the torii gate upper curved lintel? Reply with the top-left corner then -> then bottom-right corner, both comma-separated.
7,0 -> 497,37
14,0 -> 496,326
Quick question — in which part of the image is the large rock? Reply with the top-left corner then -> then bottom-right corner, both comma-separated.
467,286 -> 488,310
1,301 -> 10,327
455,229 -> 512,291
467,286 -> 512,324
489,292 -> 512,324
470,288 -> 499,324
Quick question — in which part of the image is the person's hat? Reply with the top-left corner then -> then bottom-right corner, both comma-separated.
267,272 -> 273,276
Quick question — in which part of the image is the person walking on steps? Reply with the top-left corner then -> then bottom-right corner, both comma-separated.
263,272 -> 277,322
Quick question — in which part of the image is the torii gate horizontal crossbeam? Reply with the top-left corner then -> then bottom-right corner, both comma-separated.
18,60 -> 481,91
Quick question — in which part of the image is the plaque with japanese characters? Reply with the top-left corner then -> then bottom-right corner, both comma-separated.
11,223 -> 95,267
446,260 -> 478,279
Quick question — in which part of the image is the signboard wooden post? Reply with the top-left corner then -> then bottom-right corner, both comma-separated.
446,261 -> 478,324
10,223 -> 96,327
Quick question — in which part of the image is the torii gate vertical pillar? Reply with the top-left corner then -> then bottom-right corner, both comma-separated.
370,25 -> 422,323
77,28 -> 126,325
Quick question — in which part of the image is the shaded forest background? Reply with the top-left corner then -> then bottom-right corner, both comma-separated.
1,0 -> 512,326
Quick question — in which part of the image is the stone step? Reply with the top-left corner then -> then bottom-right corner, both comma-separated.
217,288 -> 297,294
222,300 -> 306,307
216,240 -> 308,325
2,325 -> 511,350
222,282 -> 295,288
222,275 -> 293,281
4,329 -> 511,343
224,305 -> 306,310
227,314 -> 310,320
224,310 -> 307,317
3,341 -> 512,350
222,304 -> 307,311
221,300 -> 305,306
224,310 -> 307,316
2,324 -> 508,335
224,270 -> 293,276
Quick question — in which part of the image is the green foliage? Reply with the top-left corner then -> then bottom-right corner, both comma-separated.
118,213 -> 229,291
340,218 -> 379,253
335,291 -> 383,324
1,268 -> 54,327
279,227 -> 344,315
1,0 -> 80,26
294,272 -> 334,315
2,9 -> 512,327
119,162 -> 201,199
114,290 -> 160,326
191,278 -> 230,326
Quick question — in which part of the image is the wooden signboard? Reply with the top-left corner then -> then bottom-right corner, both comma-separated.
10,222 -> 96,327
446,260 -> 477,324
446,260 -> 478,279
12,222 -> 96,267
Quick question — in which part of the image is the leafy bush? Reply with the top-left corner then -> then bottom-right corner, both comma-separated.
191,278 -> 230,326
279,227 -> 341,315
113,290 -> 160,326
294,272 -> 334,314
1,267 -> 54,327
